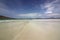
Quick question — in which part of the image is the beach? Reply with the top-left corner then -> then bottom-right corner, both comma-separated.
0,19 -> 60,40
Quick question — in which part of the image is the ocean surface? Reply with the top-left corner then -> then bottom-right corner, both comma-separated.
0,19 -> 60,40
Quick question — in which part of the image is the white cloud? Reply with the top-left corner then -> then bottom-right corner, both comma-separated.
17,13 -> 42,18
44,1 -> 54,14
40,0 -> 60,18
46,13 -> 60,17
45,5 -> 54,14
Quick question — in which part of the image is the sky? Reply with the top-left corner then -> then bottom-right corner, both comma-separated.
0,0 -> 60,18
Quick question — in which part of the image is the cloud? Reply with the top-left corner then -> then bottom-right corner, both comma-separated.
45,13 -> 60,17
0,0 -> 60,18
17,13 -> 42,18
40,0 -> 60,18
0,2 -> 10,13
0,3 -> 9,15
44,3 -> 54,14
0,2 -> 17,18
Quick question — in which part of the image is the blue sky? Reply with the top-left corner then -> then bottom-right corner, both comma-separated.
0,0 -> 60,18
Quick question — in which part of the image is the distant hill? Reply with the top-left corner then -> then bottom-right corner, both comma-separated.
0,15 -> 10,18
0,15 -> 15,20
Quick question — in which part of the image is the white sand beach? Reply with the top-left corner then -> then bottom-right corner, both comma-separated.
0,19 -> 60,40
